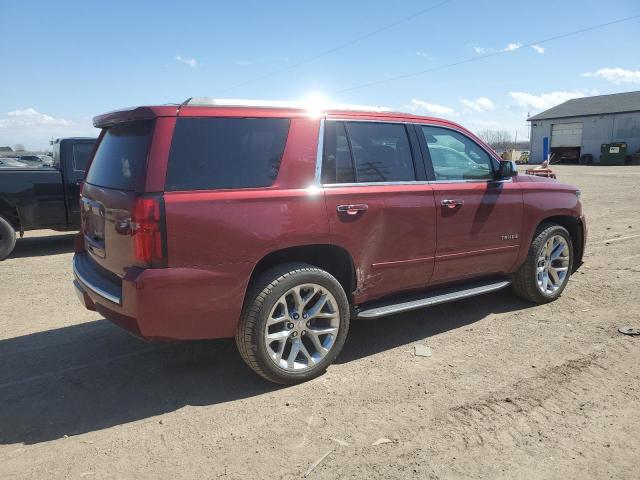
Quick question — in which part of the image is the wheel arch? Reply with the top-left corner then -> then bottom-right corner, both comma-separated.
248,244 -> 356,301
534,215 -> 584,270
0,197 -> 21,232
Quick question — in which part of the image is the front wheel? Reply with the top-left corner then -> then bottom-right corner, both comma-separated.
512,223 -> 573,303
236,263 -> 350,384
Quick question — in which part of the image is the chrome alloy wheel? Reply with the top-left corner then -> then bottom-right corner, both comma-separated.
537,235 -> 570,295
264,283 -> 340,371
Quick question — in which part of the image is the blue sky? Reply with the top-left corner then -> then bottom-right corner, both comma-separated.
1,0 -> 639,149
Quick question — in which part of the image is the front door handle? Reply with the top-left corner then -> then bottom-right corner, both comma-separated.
337,204 -> 368,215
441,199 -> 464,209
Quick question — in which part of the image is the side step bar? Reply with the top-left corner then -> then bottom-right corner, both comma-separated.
356,278 -> 512,319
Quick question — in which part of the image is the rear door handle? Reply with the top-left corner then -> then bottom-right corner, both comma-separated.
441,199 -> 464,209
337,204 -> 368,215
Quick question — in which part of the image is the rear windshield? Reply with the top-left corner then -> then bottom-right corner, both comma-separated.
85,121 -> 153,190
165,117 -> 290,191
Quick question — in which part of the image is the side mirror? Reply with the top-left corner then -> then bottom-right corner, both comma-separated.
497,160 -> 518,179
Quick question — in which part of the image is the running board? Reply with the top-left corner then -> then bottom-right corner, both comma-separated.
356,278 -> 512,319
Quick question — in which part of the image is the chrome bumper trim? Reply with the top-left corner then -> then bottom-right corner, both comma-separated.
73,255 -> 122,305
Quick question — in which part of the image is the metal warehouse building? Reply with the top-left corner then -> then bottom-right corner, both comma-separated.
528,90 -> 640,164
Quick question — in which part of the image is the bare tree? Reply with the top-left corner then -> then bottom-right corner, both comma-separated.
477,129 -> 512,153
13,143 -> 26,152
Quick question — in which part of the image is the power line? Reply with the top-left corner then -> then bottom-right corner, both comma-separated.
218,0 -> 454,93
333,14 -> 640,94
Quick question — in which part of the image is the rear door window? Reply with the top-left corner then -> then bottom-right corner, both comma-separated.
347,122 -> 415,183
85,121 -> 153,190
321,121 -> 416,184
165,117 -> 290,191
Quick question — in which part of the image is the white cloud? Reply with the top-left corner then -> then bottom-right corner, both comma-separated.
531,44 -> 545,54
472,42 -> 523,54
0,108 -> 71,128
581,67 -> 640,84
509,91 -> 586,110
405,99 -> 456,116
234,60 -> 252,66
175,55 -> 197,68
502,42 -> 522,52
471,45 -> 493,55
0,108 -> 96,150
459,96 -> 495,112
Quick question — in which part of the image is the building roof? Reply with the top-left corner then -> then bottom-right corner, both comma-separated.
528,91 -> 640,121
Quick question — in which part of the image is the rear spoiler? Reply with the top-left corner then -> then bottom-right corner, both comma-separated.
93,106 -> 178,128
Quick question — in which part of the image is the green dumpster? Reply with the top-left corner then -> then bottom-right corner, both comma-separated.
600,142 -> 628,166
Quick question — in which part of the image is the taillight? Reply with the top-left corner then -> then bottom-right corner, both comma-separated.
131,195 -> 166,267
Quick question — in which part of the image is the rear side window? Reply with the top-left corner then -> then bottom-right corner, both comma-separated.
86,121 -> 153,190
165,118 -> 290,191
72,143 -> 94,172
322,121 -> 415,184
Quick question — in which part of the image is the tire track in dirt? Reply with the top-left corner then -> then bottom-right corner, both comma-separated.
430,338 -> 638,455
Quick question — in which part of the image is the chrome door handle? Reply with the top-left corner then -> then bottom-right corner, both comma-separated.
337,204 -> 368,215
441,199 -> 464,209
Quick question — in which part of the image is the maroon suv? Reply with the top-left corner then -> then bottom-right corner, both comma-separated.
73,98 -> 586,384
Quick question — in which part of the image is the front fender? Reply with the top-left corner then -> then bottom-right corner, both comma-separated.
514,184 -> 582,269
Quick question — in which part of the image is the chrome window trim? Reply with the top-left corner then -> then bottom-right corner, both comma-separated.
428,177 -> 514,185
322,178 -> 513,188
314,118 -> 325,186
323,181 -> 431,188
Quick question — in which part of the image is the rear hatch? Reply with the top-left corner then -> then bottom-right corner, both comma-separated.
82,120 -> 163,277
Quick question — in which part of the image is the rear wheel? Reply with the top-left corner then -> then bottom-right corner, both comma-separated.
512,223 -> 573,303
0,216 -> 16,260
236,263 -> 350,384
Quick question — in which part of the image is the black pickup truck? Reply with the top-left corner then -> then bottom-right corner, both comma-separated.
0,137 -> 96,259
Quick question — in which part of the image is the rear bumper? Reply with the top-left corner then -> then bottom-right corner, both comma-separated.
72,252 -> 252,340
73,254 -> 122,305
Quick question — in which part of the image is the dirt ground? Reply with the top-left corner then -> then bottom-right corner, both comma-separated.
1,165 -> 639,479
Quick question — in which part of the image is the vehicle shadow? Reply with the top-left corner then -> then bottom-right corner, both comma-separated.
0,290 -> 531,445
10,233 -> 76,258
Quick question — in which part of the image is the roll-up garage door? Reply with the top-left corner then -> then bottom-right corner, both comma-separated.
551,122 -> 582,147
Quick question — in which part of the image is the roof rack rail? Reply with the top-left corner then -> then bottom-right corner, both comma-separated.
182,97 -> 393,113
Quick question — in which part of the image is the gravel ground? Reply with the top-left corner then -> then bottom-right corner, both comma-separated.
1,165 -> 639,479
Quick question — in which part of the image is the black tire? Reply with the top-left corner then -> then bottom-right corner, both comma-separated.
0,215 -> 16,260
236,263 -> 350,384
512,223 -> 573,304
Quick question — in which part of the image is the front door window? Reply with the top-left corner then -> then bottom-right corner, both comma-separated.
420,126 -> 493,181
